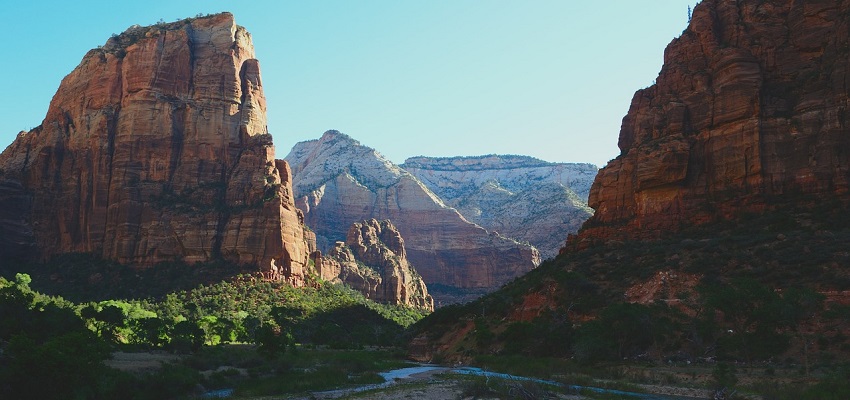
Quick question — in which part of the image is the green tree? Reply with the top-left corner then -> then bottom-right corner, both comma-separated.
572,302 -> 678,363
1,331 -> 111,399
700,279 -> 789,361
171,320 -> 205,352
96,304 -> 128,342
254,323 -> 292,359
780,287 -> 825,376
131,317 -> 169,347
712,362 -> 738,391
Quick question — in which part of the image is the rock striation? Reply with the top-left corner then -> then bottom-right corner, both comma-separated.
0,13 -> 315,283
572,0 -> 850,247
285,131 -> 540,294
318,219 -> 434,311
402,155 -> 596,259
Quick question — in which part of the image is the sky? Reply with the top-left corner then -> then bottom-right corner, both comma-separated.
0,0 -> 697,168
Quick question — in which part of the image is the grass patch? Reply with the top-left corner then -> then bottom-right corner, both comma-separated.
230,347 -> 413,397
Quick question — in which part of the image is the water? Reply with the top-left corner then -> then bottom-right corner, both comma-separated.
201,388 -> 234,398
205,364 -> 704,399
379,365 -> 445,380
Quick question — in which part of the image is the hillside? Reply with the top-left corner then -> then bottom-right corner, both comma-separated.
285,131 -> 540,304
410,203 -> 850,365
410,0 -> 850,368
402,155 -> 596,259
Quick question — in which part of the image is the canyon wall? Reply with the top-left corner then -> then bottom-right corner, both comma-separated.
0,13 -> 315,283
573,0 -> 850,247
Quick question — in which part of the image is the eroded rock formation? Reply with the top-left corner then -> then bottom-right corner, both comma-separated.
285,131 -> 540,294
402,155 -> 596,259
0,13 -> 315,283
572,0 -> 850,247
318,219 -> 434,311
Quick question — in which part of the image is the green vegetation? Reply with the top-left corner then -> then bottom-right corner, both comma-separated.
3,200 -> 850,398
232,348 -> 408,397
0,270 -> 425,399
411,201 -> 850,397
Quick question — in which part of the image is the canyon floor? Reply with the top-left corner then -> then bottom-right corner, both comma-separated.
249,366 -> 716,400
106,349 -> 731,399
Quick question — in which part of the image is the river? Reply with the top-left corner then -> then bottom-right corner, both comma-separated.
204,364 -> 709,399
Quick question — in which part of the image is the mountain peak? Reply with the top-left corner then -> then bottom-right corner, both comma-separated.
285,132 -> 540,301
0,14 -> 315,284
320,129 -> 353,142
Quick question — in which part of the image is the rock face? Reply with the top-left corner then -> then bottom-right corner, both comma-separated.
402,155 -> 596,259
573,0 -> 850,247
319,219 -> 434,311
0,180 -> 35,260
285,131 -> 540,293
0,14 -> 315,283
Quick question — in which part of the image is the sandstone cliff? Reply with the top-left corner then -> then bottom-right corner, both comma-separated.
318,219 -> 433,311
573,0 -> 850,247
402,155 -> 596,259
0,13 -> 315,283
285,131 -> 540,295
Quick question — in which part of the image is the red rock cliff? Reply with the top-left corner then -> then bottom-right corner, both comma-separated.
572,0 -> 850,247
319,219 -> 434,311
0,13 -> 315,283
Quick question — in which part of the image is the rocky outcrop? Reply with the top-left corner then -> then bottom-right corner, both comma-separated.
402,155 -> 596,259
0,14 -> 315,283
572,0 -> 850,247
285,131 -> 540,294
318,219 -> 433,310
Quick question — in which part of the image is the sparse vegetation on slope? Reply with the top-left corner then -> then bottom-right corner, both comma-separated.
410,200 -> 850,396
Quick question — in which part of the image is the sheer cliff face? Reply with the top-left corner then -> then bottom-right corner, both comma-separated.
0,13 -> 314,282
402,156 -> 596,260
576,0 -> 850,246
320,219 -> 434,311
285,131 -> 540,291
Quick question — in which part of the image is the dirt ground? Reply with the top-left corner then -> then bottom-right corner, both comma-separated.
104,351 -> 182,373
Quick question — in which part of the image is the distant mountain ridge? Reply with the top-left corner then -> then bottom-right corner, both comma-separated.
403,154 -> 582,171
285,131 -> 540,303
402,155 -> 596,259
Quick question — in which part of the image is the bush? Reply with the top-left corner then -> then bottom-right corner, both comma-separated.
0,332 -> 111,400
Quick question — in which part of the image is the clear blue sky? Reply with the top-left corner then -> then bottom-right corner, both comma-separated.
0,0 -> 696,167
